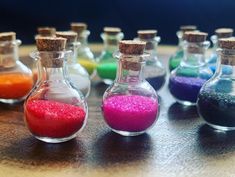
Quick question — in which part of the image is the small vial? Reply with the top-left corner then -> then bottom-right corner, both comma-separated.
101,40 -> 159,136
136,29 -> 166,91
71,22 -> 96,78
25,37 -> 88,143
96,27 -> 124,84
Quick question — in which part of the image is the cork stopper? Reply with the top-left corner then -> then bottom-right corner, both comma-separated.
35,37 -> 67,68
119,40 -> 146,55
104,27 -> 121,35
215,28 -> 233,38
137,30 -> 157,40
0,32 -> 16,42
180,25 -> 197,32
119,40 -> 146,71
71,22 -> 87,35
55,31 -> 77,48
218,38 -> 235,49
37,27 -> 56,37
184,31 -> 208,43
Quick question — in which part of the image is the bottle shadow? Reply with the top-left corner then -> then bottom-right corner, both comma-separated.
167,102 -> 199,120
1,136 -> 86,168
92,82 -> 109,97
0,101 -> 23,112
197,124 -> 235,156
90,131 -> 153,167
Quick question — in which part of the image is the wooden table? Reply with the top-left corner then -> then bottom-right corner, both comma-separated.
1,45 -> 235,177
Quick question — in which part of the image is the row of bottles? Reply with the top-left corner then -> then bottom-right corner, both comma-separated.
1,25 -> 235,143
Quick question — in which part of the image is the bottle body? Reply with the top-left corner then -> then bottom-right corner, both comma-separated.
169,40 -> 213,106
24,51 -> 88,143
0,40 -> 33,103
197,48 -> 235,131
101,51 -> 159,136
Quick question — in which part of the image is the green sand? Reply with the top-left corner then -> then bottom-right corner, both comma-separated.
97,62 -> 117,80
169,50 -> 184,71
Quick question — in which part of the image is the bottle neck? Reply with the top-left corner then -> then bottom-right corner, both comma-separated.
0,40 -> 21,69
101,32 -> 124,52
66,42 -> 79,64
182,41 -> 210,67
176,31 -> 184,51
77,30 -> 90,46
116,55 -> 145,84
211,35 -> 218,53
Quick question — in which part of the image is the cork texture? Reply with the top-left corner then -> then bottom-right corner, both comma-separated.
218,38 -> 235,49
180,25 -> 197,32
104,27 -> 121,35
119,40 -> 146,55
0,32 -> 16,41
37,27 -> 56,37
215,28 -> 233,38
56,31 -> 77,47
71,23 -> 87,35
137,30 -> 157,40
184,32 -> 208,43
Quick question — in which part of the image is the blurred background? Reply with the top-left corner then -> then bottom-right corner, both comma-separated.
0,0 -> 234,44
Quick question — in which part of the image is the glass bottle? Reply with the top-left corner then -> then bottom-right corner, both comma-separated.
101,40 -> 159,136
169,25 -> 197,71
197,38 -> 235,131
0,32 -> 33,103
71,23 -> 96,78
135,30 -> 166,91
169,32 -> 213,106
24,37 -> 88,143
207,28 -> 233,73
33,27 -> 56,83
96,27 -> 124,84
56,31 -> 91,98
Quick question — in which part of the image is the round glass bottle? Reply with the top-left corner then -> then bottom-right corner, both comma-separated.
207,28 -> 233,73
56,31 -> 91,98
24,37 -> 88,143
0,32 -> 33,103
169,25 -> 197,71
169,32 -> 213,106
197,38 -> 235,131
96,27 -> 124,84
71,23 -> 97,78
136,30 -> 166,91
101,40 -> 159,136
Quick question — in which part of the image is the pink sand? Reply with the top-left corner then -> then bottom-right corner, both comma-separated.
102,95 -> 158,132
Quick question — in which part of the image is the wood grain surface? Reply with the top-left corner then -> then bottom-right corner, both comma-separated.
0,45 -> 235,177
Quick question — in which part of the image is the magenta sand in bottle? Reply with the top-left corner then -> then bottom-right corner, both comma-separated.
102,95 -> 158,132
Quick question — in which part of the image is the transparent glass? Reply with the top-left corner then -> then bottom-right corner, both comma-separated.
169,40 -> 213,106
101,51 -> 159,136
0,40 -> 33,103
135,36 -> 166,91
24,51 -> 88,143
169,31 -> 184,71
96,32 -> 124,84
65,42 -> 90,98
77,30 -> 97,79
197,48 -> 235,131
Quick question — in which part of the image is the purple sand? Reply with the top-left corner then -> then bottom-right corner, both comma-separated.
102,95 -> 158,132
169,76 -> 207,103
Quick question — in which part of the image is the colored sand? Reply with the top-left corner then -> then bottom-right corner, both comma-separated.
78,58 -> 97,75
169,76 -> 207,103
102,95 -> 158,132
169,50 -> 183,71
97,62 -> 117,80
25,100 -> 86,138
210,65 -> 233,75
69,74 -> 90,97
146,75 -> 166,91
0,73 -> 33,99
198,90 -> 235,127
